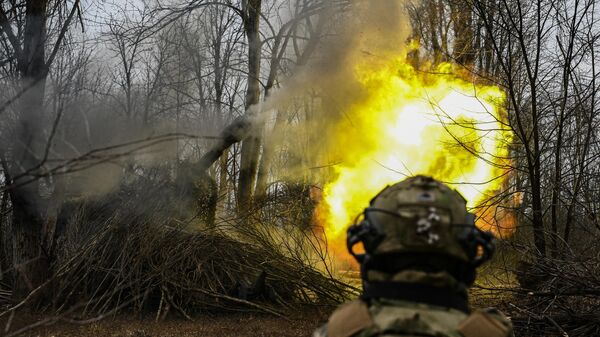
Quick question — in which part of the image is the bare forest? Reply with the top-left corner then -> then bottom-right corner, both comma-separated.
0,0 -> 600,336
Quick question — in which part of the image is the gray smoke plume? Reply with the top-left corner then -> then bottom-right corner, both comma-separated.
257,0 -> 412,182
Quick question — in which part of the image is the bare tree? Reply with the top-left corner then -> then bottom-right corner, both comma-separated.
0,0 -> 81,300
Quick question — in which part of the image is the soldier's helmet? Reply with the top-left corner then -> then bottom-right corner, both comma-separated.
347,175 -> 495,287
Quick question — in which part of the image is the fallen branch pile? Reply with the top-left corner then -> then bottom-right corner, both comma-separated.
1,186 -> 356,336
472,243 -> 600,337
511,254 -> 600,336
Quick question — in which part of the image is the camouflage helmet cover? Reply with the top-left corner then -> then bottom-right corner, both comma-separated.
349,175 -> 490,264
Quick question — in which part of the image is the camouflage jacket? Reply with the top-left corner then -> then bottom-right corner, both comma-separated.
313,298 -> 513,337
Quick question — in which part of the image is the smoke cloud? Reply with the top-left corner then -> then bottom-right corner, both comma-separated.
259,0 -> 412,183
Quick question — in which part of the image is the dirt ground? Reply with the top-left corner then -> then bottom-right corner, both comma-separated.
2,308 -> 331,337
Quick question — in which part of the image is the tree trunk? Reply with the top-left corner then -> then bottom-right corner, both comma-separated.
9,0 -> 51,301
237,0 -> 262,211
427,0 -> 442,64
450,0 -> 475,65
0,189 -> 8,277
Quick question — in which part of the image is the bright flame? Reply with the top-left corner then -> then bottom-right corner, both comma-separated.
316,59 -> 513,259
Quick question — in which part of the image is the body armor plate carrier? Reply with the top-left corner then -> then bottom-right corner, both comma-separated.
313,299 -> 513,337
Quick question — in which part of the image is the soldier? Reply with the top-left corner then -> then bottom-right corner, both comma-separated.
314,175 -> 513,337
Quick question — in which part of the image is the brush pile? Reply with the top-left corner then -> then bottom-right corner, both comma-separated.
506,253 -> 600,337
1,178 -> 355,333
47,222 -> 351,319
471,240 -> 600,337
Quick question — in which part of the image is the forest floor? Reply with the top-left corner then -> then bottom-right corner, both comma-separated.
2,307 -> 331,337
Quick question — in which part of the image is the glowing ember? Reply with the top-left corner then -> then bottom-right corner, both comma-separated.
316,59 -> 512,259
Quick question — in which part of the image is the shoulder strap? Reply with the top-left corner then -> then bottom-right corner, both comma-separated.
457,309 -> 513,337
327,300 -> 374,337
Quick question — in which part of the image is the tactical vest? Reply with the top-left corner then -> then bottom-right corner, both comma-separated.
314,299 -> 513,337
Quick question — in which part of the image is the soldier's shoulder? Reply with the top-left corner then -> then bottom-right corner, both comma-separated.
313,301 -> 513,337
457,307 -> 513,337
325,300 -> 375,337
312,300 -> 372,337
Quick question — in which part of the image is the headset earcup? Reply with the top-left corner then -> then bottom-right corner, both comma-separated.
473,230 -> 495,267
347,217 -> 385,264
459,227 -> 495,267
361,212 -> 385,252
347,221 -> 367,263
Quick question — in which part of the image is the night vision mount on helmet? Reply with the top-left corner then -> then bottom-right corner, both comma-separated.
347,175 -> 495,288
